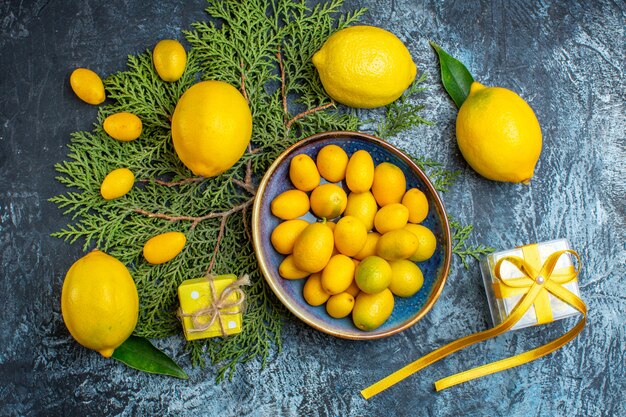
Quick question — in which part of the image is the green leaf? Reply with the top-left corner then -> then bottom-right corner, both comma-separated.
112,336 -> 189,379
430,41 -> 474,108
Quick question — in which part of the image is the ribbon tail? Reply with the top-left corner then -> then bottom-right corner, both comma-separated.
360,284 -> 544,399
435,278 -> 587,391
435,306 -> 586,390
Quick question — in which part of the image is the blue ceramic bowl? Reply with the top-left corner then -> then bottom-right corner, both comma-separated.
252,131 -> 452,339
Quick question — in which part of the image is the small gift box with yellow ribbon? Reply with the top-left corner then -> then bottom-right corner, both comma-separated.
481,239 -> 582,330
360,239 -> 586,399
177,274 -> 249,341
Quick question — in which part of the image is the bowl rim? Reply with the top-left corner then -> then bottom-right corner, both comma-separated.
252,131 -> 452,340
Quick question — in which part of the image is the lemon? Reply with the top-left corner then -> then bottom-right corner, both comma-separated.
271,189 -> 310,220
376,229 -> 419,261
279,255 -> 310,279
316,144 -> 349,182
103,112 -> 142,142
152,39 -> 187,82
353,232 -> 381,261
402,188 -> 429,224
289,154 -> 320,191
303,273 -> 331,306
100,168 -> 135,200
344,191 -> 378,231
321,254 -> 356,295
374,203 -> 409,234
388,260 -> 424,297
326,292 -> 356,319
143,231 -> 187,264
70,68 -> 105,105
270,219 -> 309,254
355,255 -> 392,294
312,26 -> 416,108
371,162 -> 406,206
345,150 -> 375,193
171,80 -> 252,177
456,82 -> 542,183
309,183 -> 348,220
292,222 -> 335,273
352,288 -> 395,331
334,215 -> 368,257
61,250 -> 138,357
403,223 -> 437,262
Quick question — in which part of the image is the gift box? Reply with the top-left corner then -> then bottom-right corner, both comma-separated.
177,274 -> 248,341
480,238 -> 582,331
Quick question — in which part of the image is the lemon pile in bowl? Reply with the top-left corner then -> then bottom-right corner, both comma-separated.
269,144 -> 437,331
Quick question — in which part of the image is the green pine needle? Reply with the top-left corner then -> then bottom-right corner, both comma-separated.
377,72 -> 433,139
449,218 -> 495,269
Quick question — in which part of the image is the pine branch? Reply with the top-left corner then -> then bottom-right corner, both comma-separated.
377,72 -> 433,139
51,0 -> 489,382
449,218 -> 495,269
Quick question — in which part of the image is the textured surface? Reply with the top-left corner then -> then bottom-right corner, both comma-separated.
0,0 -> 624,416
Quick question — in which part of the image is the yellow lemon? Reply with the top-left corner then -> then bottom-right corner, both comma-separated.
143,231 -> 186,264
321,254 -> 356,295
270,219 -> 309,254
70,68 -> 105,105
371,162 -> 406,206
61,250 -> 138,357
316,144 -> 349,182
403,223 -> 437,262
312,26 -> 416,108
271,189 -> 310,220
352,288 -> 394,331
152,39 -> 187,82
292,222 -> 334,273
355,255 -> 392,294
100,168 -> 135,200
171,80 -> 252,177
402,188 -> 429,224
303,273 -> 331,306
289,154 -> 320,191
334,215 -> 368,257
326,292 -> 356,319
345,150 -> 375,193
374,203 -> 409,234
376,229 -> 419,261
388,260 -> 424,297
279,255 -> 310,279
456,82 -> 542,183
103,112 -> 142,142
309,183 -> 347,220
344,191 -> 378,231
353,232 -> 381,261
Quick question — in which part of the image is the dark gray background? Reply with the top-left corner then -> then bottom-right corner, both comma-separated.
1,0 -> 624,416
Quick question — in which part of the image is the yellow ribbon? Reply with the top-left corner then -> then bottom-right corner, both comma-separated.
361,249 -> 585,399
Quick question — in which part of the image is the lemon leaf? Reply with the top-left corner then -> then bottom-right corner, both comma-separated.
430,41 -> 474,108
112,336 -> 188,379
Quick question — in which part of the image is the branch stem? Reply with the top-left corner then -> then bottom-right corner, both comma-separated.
139,177 -> 205,187
286,102 -> 335,130
134,199 -> 253,231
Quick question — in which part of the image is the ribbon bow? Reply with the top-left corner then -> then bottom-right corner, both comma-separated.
178,274 -> 250,336
361,249 -> 586,399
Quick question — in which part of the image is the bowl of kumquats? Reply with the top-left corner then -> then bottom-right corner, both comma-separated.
252,131 -> 452,339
